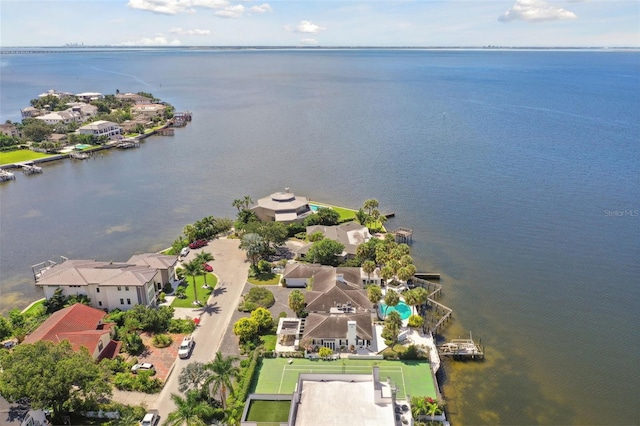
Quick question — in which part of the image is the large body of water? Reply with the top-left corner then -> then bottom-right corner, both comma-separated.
1,49 -> 638,425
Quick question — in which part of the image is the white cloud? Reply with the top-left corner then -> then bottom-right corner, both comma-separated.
300,38 -> 318,46
499,0 -> 578,22
249,3 -> 272,14
292,20 -> 326,34
120,34 -> 182,46
127,0 -> 228,15
215,4 -> 245,18
169,27 -> 211,35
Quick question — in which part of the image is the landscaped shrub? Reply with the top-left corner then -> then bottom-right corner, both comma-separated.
163,282 -> 174,294
407,314 -> 424,328
168,318 -> 196,334
152,333 -> 173,348
257,259 -> 272,274
399,344 -> 427,360
229,350 -> 260,407
278,311 -> 287,318
122,332 -> 144,355
158,292 -> 166,304
238,287 -> 275,311
100,355 -> 129,374
113,371 -> 162,393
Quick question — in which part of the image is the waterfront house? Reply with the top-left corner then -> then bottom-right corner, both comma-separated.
78,120 -> 122,139
116,92 -> 153,105
23,303 -> 120,360
127,252 -> 180,291
297,222 -> 372,262
32,253 -> 178,311
0,123 -> 20,138
20,106 -> 42,118
36,110 -> 81,126
278,263 -> 375,353
132,103 -> 166,119
251,188 -> 313,223
75,92 -> 103,102
66,102 -> 99,121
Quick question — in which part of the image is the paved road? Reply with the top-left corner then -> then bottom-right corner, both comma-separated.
153,238 -> 249,422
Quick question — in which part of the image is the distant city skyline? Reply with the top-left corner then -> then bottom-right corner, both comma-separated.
1,0 -> 638,47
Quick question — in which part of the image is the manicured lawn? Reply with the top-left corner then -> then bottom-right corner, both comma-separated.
246,400 -> 291,423
252,358 -> 437,399
260,334 -> 277,351
171,273 -> 217,307
22,299 -> 46,315
0,150 -> 52,165
248,273 -> 281,285
310,201 -> 357,221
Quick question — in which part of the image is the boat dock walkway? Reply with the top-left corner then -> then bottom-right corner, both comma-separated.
438,333 -> 485,360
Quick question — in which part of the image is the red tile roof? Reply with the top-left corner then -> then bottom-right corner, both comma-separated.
23,303 -> 118,359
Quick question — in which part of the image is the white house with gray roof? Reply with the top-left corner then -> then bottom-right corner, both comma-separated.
33,253 -> 178,311
78,120 -> 122,139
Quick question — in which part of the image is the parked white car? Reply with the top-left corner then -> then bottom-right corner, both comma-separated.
180,247 -> 190,257
178,335 -> 195,359
140,410 -> 160,426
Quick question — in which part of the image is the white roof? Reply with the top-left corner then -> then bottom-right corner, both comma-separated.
294,380 -> 394,426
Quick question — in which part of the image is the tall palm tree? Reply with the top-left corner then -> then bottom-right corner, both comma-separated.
204,352 -> 240,410
194,251 -> 214,288
182,260 -> 204,305
383,290 -> 400,318
403,289 -> 420,315
362,260 -> 376,283
163,392 -> 211,426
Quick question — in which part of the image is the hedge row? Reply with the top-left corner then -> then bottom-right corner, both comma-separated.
232,349 -> 261,405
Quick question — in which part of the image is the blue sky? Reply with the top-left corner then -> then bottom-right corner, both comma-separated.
1,0 -> 638,47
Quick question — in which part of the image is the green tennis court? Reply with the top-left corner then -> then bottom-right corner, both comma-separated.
252,358 -> 437,399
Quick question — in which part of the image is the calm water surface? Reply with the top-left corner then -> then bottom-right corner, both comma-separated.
1,49 -> 638,425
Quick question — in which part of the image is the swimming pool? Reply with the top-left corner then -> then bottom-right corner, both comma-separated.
75,144 -> 92,150
379,301 -> 412,320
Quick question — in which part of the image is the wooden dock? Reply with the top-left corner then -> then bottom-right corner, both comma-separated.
391,227 -> 413,244
117,141 -> 140,149
438,333 -> 485,360
69,152 -> 89,160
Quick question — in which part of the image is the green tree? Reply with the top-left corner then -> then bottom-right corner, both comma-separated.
233,317 -> 259,343
240,233 -> 264,267
318,347 -> 334,359
381,310 -> 402,346
205,352 -> 240,410
306,238 -> 345,266
367,285 -> 383,306
355,208 -> 368,226
308,231 -> 324,242
0,341 -> 111,419
258,221 -> 288,249
44,287 -> 67,313
0,315 -> 12,341
403,289 -> 420,315
315,207 -> 340,226
164,391 -> 212,426
380,265 -> 395,283
250,307 -> 273,334
122,332 -> 144,355
288,289 -> 306,316
407,314 -> 424,328
383,290 -> 400,318
362,260 -> 377,282
21,119 -> 53,142
183,260 -> 204,305
178,361 -> 210,394
194,251 -> 214,288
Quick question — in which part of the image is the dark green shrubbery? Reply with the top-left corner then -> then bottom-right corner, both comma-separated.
152,333 -> 173,348
168,318 -> 196,334
238,287 -> 275,312
113,370 -> 162,393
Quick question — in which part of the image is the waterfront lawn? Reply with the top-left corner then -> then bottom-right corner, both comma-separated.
0,150 -> 52,166
252,358 -> 437,399
310,201 -> 357,222
248,273 -> 281,285
171,273 -> 217,307
246,400 -> 291,423
22,299 -> 46,316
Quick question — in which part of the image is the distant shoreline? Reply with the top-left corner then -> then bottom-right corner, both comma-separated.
1,46 -> 639,54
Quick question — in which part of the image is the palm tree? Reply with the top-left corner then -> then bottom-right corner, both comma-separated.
383,290 -> 400,318
362,260 -> 376,283
183,260 -> 204,305
194,251 -> 214,288
403,289 -> 420,315
163,392 -> 211,426
205,351 -> 240,410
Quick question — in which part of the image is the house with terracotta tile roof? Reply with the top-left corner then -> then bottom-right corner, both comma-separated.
23,303 -> 120,360
33,253 -> 177,311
